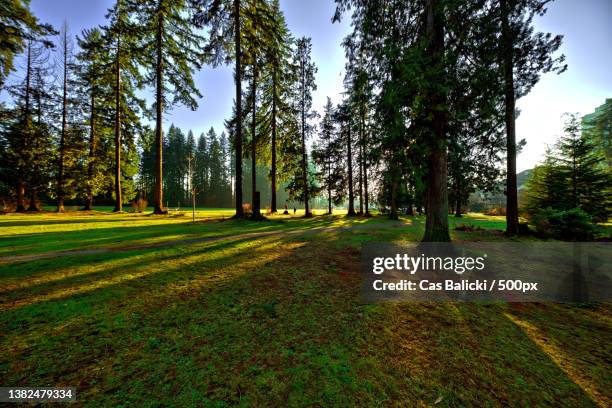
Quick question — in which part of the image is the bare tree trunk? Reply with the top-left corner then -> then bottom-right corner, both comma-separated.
501,0 -> 518,235
113,36 -> 122,212
234,0 -> 244,217
153,12 -> 166,214
422,0 -> 450,242
346,122 -> 356,216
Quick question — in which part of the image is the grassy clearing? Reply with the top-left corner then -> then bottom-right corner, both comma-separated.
0,208 -> 610,406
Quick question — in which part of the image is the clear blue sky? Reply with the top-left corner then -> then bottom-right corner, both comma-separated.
4,0 -> 611,171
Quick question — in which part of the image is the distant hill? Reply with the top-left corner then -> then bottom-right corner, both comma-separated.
517,169 -> 533,190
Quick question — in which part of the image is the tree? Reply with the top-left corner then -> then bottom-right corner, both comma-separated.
498,0 -> 565,235
242,0 -> 276,218
525,114 -> 611,222
582,98 -> 612,167
133,0 -> 206,214
556,114 -> 610,221
76,27 -> 108,211
313,97 -> 344,214
293,37 -> 317,217
194,132 -> 209,205
3,23 -> 56,211
258,0 -> 293,213
55,20 -> 76,213
193,0 -> 245,217
0,0 -> 54,89
104,0 -> 145,212
334,101 -> 356,216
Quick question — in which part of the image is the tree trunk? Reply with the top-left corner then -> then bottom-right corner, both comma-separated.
270,68 -> 277,213
27,187 -> 38,212
501,0 -> 518,235
358,140 -> 363,214
406,182 -> 414,216
17,42 -> 32,213
390,172 -> 399,220
57,29 -> 68,213
113,36 -> 122,212
346,121 -> 356,216
301,61 -> 310,217
454,189 -> 462,217
422,0 -> 450,242
153,13 -> 166,214
361,116 -> 370,216
251,50 -> 260,218
327,159 -> 332,214
234,0 -> 244,217
85,76 -> 96,211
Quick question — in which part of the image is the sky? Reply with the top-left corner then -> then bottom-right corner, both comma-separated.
3,0 -> 611,172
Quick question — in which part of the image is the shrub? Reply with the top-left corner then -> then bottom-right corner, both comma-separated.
484,207 -> 506,216
1,197 -> 16,212
131,197 -> 148,213
242,203 -> 252,217
531,207 -> 594,241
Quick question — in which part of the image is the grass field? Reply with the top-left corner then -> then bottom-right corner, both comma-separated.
1,208 -> 610,407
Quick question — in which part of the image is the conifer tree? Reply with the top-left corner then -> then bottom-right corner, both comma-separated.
258,0 -> 293,213
76,28 -> 109,210
0,0 -> 54,89
497,0 -> 565,235
313,97 -> 344,214
55,20 -> 77,213
133,0 -> 206,214
193,0 -> 245,217
292,37 -> 317,217
104,0 -> 145,211
4,24 -> 56,211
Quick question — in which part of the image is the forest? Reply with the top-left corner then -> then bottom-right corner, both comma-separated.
0,0 -> 611,406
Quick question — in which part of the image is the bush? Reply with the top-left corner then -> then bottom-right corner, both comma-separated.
484,207 -> 506,216
1,197 -> 16,212
131,197 -> 148,213
242,203 -> 252,217
531,207 -> 594,241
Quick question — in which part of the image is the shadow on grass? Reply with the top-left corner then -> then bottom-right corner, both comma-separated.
1,222 -> 607,406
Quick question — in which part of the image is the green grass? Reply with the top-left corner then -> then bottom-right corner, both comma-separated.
0,208 -> 610,406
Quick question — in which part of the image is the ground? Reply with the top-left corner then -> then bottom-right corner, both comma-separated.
0,208 -> 610,407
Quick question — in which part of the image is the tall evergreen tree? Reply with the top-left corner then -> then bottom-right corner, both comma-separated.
497,0 -> 565,235
193,0 -> 245,217
55,20 -> 77,212
292,37 -> 317,217
258,0 -> 293,213
76,28 -> 109,210
4,24 -> 56,211
104,0 -> 145,211
313,97 -> 344,214
133,0 -> 206,214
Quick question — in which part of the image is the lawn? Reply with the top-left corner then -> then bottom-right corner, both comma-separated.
0,209 -> 610,407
